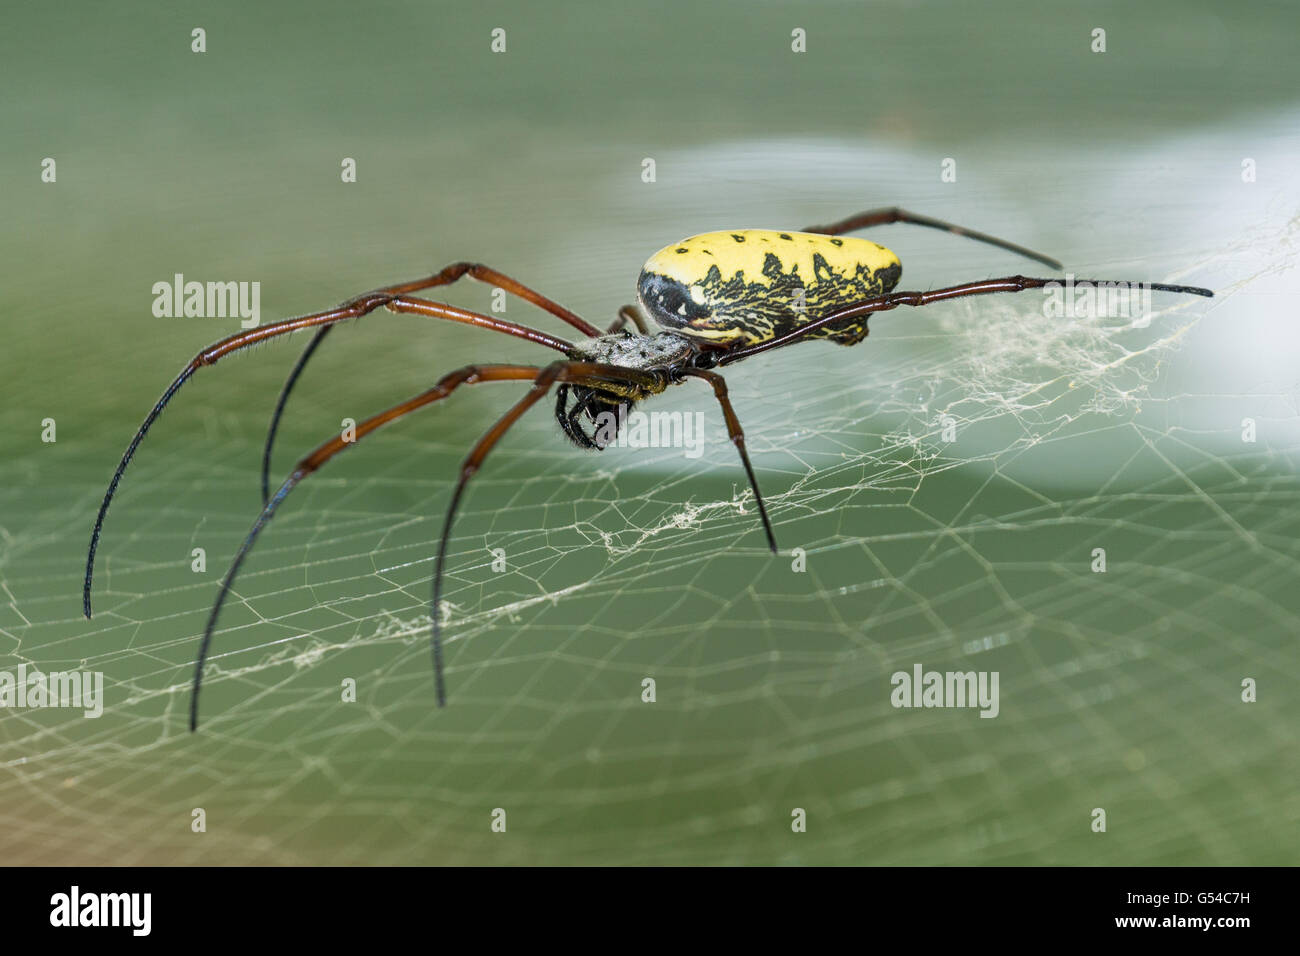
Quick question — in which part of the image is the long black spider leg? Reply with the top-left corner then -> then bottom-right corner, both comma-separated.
259,264 -> 603,506
681,369 -> 777,553
717,275 -> 1214,366
190,363 -> 547,732
85,364 -> 196,618
84,292 -> 573,618
191,477 -> 294,732
431,361 -> 666,706
803,206 -> 1065,271
261,325 -> 332,505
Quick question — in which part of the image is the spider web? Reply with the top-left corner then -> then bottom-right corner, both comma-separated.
3,140 -> 1298,866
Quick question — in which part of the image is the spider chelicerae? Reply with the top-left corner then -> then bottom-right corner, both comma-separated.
80,206 -> 1213,729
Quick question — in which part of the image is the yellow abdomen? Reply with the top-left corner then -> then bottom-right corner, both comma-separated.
637,230 -> 902,346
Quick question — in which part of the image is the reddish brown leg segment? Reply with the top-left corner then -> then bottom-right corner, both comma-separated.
381,262 -> 602,337
680,368 -> 776,553
429,361 -> 667,706
718,275 -> 1213,366
193,358 -> 669,728
190,363 -> 549,731
85,291 -> 575,618
606,304 -> 651,335
262,264 -> 601,504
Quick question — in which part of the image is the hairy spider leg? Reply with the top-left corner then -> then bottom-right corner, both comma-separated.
190,363 -> 548,731
429,361 -> 666,709
717,275 -> 1214,366
261,263 -> 606,504
680,369 -> 775,552
84,292 -> 575,618
429,359 -> 780,709
193,359 -> 699,727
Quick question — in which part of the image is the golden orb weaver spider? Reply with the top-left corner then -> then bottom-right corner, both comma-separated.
81,207 -> 1213,730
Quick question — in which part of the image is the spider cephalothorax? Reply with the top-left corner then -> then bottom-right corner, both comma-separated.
81,206 -> 1213,729
557,329 -> 697,447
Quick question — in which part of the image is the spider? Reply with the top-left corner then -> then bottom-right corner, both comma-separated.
81,207 -> 1213,730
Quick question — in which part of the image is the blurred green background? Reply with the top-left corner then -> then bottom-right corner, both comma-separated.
2,0 -> 1296,864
